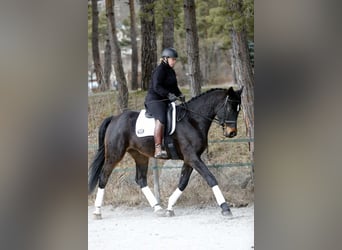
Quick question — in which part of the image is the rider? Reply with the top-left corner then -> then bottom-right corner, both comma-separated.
144,48 -> 185,159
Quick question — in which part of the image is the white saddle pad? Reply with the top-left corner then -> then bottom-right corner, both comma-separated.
135,110 -> 155,137
135,103 -> 176,138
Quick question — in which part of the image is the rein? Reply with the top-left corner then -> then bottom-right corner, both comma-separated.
144,94 -> 240,129
177,96 -> 240,127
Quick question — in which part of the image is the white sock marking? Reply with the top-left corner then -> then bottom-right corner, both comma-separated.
167,188 -> 183,210
212,185 -> 226,206
141,186 -> 158,207
94,188 -> 105,208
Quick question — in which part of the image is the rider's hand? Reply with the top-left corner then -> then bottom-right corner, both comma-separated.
167,93 -> 177,102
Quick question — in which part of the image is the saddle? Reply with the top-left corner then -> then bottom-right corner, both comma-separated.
135,102 -> 180,159
136,102 -> 176,137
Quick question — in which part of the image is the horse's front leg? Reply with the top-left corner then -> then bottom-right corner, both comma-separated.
166,163 -> 193,216
191,158 -> 233,216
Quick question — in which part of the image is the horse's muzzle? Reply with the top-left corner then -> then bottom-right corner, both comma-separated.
224,127 -> 237,138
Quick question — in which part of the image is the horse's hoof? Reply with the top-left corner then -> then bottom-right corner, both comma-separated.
220,202 -> 233,216
221,209 -> 233,217
154,208 -> 166,217
165,210 -> 175,217
93,213 -> 102,220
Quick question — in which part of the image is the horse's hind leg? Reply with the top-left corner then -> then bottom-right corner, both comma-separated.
93,149 -> 126,219
129,150 -> 163,213
92,162 -> 113,219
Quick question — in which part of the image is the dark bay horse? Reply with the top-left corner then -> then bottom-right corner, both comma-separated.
88,87 -> 243,218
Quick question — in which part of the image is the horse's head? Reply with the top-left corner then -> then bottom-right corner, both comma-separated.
217,87 -> 243,138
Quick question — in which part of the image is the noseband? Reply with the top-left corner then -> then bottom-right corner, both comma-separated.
216,96 -> 241,127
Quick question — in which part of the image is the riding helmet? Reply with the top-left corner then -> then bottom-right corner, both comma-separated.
161,48 -> 178,58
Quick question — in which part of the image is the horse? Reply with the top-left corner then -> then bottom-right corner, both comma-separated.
88,87 -> 243,219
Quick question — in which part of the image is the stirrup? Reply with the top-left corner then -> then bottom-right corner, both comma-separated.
154,149 -> 168,159
154,145 -> 168,159
155,151 -> 168,159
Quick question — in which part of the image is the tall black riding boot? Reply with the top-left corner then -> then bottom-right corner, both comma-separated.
154,120 -> 168,159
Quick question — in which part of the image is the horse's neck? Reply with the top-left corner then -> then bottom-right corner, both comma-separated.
187,91 -> 225,120
182,92 -> 224,138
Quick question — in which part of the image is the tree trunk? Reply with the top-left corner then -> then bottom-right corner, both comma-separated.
202,42 -> 209,86
162,0 -> 174,49
140,0 -> 157,90
227,0 -> 255,176
183,0 -> 202,97
231,30 -> 254,139
230,48 -> 238,84
129,0 -> 139,90
106,0 -> 129,111
101,35 -> 112,91
91,0 -> 103,88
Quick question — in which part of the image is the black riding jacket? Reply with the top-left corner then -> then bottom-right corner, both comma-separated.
144,61 -> 182,124
145,61 -> 182,102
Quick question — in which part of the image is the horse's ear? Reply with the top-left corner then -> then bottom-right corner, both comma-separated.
228,87 -> 235,96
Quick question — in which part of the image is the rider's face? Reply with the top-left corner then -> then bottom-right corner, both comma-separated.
167,57 -> 177,68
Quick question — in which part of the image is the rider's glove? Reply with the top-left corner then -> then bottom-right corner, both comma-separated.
167,93 -> 177,102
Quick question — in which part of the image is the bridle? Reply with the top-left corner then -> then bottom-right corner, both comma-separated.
177,95 -> 241,129
216,96 -> 241,126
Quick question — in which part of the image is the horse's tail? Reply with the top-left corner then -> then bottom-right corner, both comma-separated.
88,116 -> 113,194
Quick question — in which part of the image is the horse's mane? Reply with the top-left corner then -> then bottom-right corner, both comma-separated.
186,88 -> 228,104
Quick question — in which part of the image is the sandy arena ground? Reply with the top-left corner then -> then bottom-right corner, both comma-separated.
88,205 -> 254,250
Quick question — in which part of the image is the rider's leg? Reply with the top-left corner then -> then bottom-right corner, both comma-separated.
154,119 -> 167,159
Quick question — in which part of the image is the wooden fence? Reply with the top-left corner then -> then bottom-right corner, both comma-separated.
88,137 -> 254,204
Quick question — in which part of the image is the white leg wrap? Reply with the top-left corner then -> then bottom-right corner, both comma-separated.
212,185 -> 226,206
94,206 -> 101,214
94,188 -> 105,208
93,188 -> 105,215
167,188 -> 183,210
141,186 -> 158,208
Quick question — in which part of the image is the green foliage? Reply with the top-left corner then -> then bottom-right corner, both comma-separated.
225,0 -> 254,38
205,4 -> 231,49
154,0 -> 183,38
88,0 -> 253,53
98,11 -> 108,40
119,19 -> 132,47
243,0 -> 254,40
88,0 -> 254,73
201,0 -> 254,50
139,2 -> 156,22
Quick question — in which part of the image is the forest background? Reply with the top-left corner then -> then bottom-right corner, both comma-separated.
88,0 -> 254,207
88,0 -> 254,155
88,0 -> 254,95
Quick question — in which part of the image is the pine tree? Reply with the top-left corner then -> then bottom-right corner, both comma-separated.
91,0 -> 104,88
140,0 -> 157,90
106,0 -> 129,111
184,0 -> 202,96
